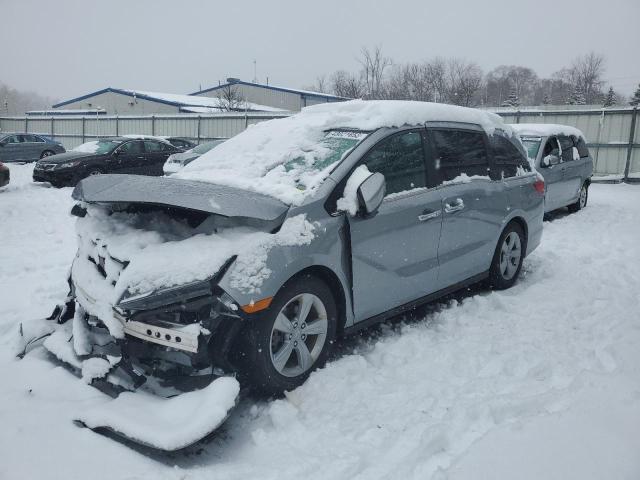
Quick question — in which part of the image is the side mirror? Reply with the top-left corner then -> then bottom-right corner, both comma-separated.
357,172 -> 386,216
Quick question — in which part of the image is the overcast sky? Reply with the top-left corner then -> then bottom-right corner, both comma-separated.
2,0 -> 639,100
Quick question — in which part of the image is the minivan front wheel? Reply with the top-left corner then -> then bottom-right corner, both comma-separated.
240,274 -> 337,395
489,223 -> 525,290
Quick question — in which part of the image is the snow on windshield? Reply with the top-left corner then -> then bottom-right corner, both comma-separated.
176,100 -> 508,205
73,140 -> 119,155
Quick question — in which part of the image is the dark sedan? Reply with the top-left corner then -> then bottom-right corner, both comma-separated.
0,133 -> 65,162
0,162 -> 9,188
33,137 -> 180,187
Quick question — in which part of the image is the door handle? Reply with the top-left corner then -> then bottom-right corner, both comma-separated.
444,198 -> 465,213
418,210 -> 441,222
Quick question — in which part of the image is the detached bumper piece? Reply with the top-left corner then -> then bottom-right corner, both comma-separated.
18,291 -> 243,451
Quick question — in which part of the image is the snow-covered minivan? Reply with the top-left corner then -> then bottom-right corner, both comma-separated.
511,124 -> 593,213
24,101 -> 544,449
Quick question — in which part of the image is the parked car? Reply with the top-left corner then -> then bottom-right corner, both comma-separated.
0,133 -> 65,162
0,162 -> 9,187
163,139 -> 227,174
511,124 -> 593,213
123,135 -> 196,151
56,101 -> 544,401
32,137 -> 180,187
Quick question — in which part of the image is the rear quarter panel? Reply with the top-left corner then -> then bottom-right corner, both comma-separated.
502,173 -> 544,256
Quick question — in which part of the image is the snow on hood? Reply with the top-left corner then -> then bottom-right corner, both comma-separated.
176,100 -> 509,205
510,123 -> 587,140
71,206 -> 315,337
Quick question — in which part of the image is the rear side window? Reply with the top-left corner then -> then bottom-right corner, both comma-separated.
558,136 -> 575,162
574,137 -> 590,158
362,130 -> 427,195
491,135 -> 532,178
430,129 -> 489,182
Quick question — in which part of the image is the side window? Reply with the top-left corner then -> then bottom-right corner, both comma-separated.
16,135 -> 28,143
25,134 -> 43,143
491,135 -> 531,178
32,135 -> 45,143
144,140 -> 168,153
574,136 -> 590,158
558,136 -> 575,162
118,141 -> 144,154
542,137 -> 559,157
362,130 -> 427,195
6,135 -> 20,144
430,129 -> 489,182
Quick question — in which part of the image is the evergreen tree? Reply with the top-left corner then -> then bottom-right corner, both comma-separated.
630,83 -> 640,107
567,86 -> 586,105
501,88 -> 520,107
602,87 -> 617,107
542,93 -> 551,105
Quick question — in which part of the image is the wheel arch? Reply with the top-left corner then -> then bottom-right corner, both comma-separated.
283,265 -> 348,336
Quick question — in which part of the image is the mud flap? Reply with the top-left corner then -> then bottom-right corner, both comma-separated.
74,376 -> 240,451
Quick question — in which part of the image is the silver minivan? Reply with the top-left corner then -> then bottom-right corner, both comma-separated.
511,124 -> 593,213
37,101 -> 545,399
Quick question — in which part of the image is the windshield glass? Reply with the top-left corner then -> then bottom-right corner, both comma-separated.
520,137 -> 541,159
284,130 -> 367,175
73,140 -> 121,155
193,140 -> 226,155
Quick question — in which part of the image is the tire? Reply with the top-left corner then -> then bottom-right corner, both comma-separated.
40,150 -> 55,159
568,183 -> 588,213
489,222 -> 526,290
87,168 -> 103,176
239,274 -> 338,396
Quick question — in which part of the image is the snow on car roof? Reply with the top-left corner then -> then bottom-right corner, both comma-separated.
510,123 -> 586,140
176,100 -> 510,205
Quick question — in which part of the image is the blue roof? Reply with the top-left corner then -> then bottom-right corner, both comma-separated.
52,88 -> 195,109
189,79 -> 349,101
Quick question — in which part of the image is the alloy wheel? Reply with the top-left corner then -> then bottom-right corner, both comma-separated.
269,293 -> 328,378
499,231 -> 522,280
579,186 -> 587,208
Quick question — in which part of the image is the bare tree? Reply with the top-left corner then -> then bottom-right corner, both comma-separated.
0,82 -> 58,115
484,65 -> 538,106
215,85 -> 247,111
564,52 -> 606,104
303,75 -> 328,94
358,46 -> 392,99
445,59 -> 484,106
331,70 -> 365,99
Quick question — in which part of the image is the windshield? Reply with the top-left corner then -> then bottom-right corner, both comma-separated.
73,140 -> 121,155
193,140 -> 226,155
520,137 -> 541,160
284,130 -> 367,176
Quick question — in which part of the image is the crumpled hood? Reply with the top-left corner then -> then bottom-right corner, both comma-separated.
73,174 -> 289,226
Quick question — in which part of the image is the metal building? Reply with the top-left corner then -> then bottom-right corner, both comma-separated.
191,78 -> 348,111
51,87 -> 286,115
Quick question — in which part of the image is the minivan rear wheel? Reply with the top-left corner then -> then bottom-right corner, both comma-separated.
489,222 -> 525,290
568,183 -> 588,213
239,274 -> 337,396
40,150 -> 55,159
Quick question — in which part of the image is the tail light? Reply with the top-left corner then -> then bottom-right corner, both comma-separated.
533,179 -> 545,194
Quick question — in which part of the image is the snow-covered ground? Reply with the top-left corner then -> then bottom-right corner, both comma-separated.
1,164 -> 639,480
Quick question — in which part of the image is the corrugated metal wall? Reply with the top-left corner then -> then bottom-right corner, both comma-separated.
1,107 -> 638,178
0,112 -> 290,150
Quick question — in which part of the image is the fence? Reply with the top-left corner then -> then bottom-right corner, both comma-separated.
1,107 -> 639,180
0,112 -> 290,150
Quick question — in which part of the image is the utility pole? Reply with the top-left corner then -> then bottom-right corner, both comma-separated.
253,60 -> 257,83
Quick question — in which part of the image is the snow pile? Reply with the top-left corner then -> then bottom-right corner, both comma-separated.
76,376 -> 240,451
177,100 -> 509,205
442,173 -> 491,186
73,141 -> 100,153
511,123 -> 587,140
336,165 -> 372,215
